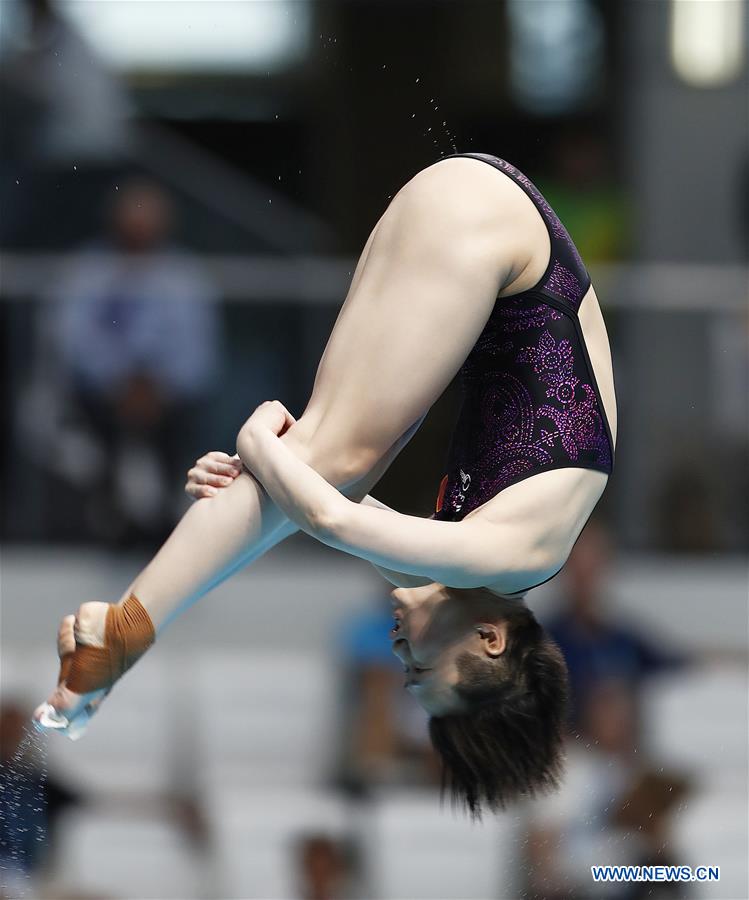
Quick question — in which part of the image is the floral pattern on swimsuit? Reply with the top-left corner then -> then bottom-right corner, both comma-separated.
433,154 -> 615,522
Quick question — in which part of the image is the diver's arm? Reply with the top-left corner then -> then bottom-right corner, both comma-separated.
185,451 -> 430,588
359,495 -> 434,587
243,415 -> 548,593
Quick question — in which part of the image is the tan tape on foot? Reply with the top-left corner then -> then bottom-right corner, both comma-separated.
57,653 -> 73,686
64,594 -> 155,695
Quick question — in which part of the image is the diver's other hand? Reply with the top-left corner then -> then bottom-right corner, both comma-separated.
32,603 -> 111,740
236,400 -> 297,464
185,451 -> 243,500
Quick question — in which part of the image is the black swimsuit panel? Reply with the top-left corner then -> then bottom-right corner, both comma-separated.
433,153 -> 615,525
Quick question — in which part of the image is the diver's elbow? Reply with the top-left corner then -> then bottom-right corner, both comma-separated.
306,499 -> 347,542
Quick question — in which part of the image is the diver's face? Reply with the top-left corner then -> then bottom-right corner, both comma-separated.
389,584 -> 507,716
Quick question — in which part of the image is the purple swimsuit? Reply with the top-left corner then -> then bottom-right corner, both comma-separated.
433,153 -> 615,523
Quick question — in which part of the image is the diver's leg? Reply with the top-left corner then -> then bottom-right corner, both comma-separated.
120,414 -> 419,634
36,433 -> 407,732
273,156 -> 530,467
38,157 -> 535,725
84,155 -> 522,630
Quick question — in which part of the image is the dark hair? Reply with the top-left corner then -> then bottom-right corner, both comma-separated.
428,591 -> 568,819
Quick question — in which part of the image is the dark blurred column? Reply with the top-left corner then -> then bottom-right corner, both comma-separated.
307,0 -> 505,250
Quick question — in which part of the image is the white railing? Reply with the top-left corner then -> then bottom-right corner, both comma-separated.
1,255 -> 747,310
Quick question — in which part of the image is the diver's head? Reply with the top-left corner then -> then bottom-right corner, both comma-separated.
390,583 -> 569,818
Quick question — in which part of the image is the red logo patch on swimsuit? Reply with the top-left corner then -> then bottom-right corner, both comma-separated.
435,474 -> 448,513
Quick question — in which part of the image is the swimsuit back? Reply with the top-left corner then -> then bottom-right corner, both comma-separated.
433,153 -> 615,522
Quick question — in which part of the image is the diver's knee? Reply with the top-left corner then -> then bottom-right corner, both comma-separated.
282,425 -> 381,487
237,405 -> 382,486
325,444 -> 381,486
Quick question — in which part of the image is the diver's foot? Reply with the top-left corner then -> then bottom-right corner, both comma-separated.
33,602 -> 111,739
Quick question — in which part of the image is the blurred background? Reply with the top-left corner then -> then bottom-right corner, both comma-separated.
0,1 -> 747,898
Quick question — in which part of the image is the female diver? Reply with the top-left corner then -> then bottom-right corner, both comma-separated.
34,153 -> 617,817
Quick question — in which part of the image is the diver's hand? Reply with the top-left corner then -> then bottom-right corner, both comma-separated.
32,603 -> 111,740
185,451 -> 243,500
236,401 -> 296,466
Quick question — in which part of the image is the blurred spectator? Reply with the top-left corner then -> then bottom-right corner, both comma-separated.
293,832 -> 360,900
334,592 -> 440,792
611,769 -> 691,900
26,179 -> 221,544
544,521 -> 690,727
0,700 -> 83,894
525,679 -> 691,900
